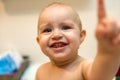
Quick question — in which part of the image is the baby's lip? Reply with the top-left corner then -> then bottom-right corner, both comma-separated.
49,42 -> 68,48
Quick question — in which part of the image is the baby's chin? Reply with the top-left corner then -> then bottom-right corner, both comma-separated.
50,54 -> 78,66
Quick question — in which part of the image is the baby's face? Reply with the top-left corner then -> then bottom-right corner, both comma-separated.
37,6 -> 84,63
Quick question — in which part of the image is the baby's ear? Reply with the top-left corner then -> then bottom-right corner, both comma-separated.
80,30 -> 86,44
36,36 -> 40,43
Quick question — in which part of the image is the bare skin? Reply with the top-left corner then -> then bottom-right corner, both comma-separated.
36,0 -> 120,80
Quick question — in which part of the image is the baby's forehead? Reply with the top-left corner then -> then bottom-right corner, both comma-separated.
39,2 -> 82,30
40,5 -> 76,20
40,4 -> 79,21
42,3 -> 74,14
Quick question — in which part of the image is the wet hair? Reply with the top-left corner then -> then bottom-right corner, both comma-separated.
37,2 -> 82,35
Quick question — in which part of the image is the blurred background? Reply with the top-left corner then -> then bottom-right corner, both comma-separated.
0,0 -> 120,63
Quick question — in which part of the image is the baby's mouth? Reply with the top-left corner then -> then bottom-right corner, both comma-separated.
50,42 -> 68,48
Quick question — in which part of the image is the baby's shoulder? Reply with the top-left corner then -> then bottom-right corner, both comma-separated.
80,59 -> 93,66
80,59 -> 93,71
37,62 -> 51,72
77,56 -> 93,68
36,62 -> 51,79
80,59 -> 93,76
37,62 -> 51,73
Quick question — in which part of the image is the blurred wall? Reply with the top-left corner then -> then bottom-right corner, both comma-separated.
0,0 -> 120,63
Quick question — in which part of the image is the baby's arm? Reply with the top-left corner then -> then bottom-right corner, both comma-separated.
83,0 -> 120,80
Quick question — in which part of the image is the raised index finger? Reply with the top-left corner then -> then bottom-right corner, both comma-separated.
98,0 -> 106,23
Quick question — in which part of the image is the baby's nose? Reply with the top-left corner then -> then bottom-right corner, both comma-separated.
51,30 -> 63,40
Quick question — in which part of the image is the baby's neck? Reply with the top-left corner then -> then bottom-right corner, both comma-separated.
50,55 -> 83,69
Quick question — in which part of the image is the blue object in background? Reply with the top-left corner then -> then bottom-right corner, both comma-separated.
0,54 -> 18,75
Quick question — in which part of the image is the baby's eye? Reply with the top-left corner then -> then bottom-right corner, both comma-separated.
43,28 -> 52,33
62,26 -> 71,30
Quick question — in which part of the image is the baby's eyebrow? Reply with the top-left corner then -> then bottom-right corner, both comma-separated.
39,23 -> 49,29
60,23 -> 74,28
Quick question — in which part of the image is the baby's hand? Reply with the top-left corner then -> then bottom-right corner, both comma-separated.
95,0 -> 120,53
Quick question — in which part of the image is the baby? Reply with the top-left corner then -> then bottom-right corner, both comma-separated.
36,0 -> 120,80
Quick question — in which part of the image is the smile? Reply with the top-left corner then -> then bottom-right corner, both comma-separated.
50,42 -> 68,48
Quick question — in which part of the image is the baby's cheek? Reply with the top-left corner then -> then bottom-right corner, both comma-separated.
39,38 -> 47,48
69,35 -> 80,47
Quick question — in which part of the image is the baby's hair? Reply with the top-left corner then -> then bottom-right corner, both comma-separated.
37,2 -> 82,35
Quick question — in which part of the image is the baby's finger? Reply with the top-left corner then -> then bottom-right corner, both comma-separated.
98,0 -> 106,23
102,18 -> 119,39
